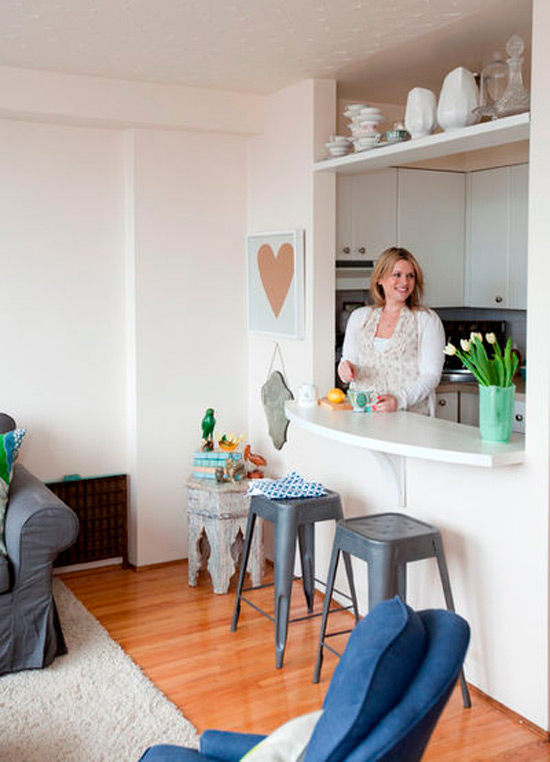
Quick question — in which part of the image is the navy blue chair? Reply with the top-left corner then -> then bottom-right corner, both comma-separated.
139,597 -> 470,762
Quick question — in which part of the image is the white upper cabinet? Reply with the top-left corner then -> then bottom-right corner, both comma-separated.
397,169 -> 465,308
336,167 -> 465,307
336,170 -> 397,261
508,164 -> 529,309
466,164 -> 528,309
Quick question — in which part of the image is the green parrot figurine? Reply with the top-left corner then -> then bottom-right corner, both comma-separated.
201,408 -> 216,451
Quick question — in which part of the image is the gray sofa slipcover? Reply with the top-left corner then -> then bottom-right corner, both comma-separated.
0,413 -> 79,675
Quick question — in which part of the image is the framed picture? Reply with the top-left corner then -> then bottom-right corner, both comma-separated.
246,229 -> 305,338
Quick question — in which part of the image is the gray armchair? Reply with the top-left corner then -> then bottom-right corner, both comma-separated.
0,413 -> 79,675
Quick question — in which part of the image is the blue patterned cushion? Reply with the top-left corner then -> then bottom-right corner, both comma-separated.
0,429 -> 26,555
305,597 -> 427,762
248,471 -> 326,500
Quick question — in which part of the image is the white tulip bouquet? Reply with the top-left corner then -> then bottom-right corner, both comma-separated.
443,332 -> 518,388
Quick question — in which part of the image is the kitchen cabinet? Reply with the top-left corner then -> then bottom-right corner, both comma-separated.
435,389 -> 479,426
466,163 -> 528,309
397,169 -> 465,308
435,391 -> 459,422
336,170 -> 397,261
336,168 -> 465,307
460,391 -> 479,426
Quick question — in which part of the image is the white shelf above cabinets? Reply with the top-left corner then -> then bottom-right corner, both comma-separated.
315,113 -> 530,175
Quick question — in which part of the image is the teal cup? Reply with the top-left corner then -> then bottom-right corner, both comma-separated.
347,388 -> 375,413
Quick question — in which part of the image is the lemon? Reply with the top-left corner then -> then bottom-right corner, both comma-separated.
327,387 -> 346,404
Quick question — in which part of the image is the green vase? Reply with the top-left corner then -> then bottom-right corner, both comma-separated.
478,384 -> 515,442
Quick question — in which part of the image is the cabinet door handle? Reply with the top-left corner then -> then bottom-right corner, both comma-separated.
495,295 -> 503,304
438,399 -> 447,407
342,247 -> 351,254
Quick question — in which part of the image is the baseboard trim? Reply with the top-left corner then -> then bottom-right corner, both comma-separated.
468,684 -> 549,741
129,559 -> 187,573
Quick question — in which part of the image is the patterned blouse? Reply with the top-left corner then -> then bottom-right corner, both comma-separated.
341,306 -> 445,415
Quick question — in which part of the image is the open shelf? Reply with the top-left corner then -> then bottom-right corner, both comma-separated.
314,113 -> 530,175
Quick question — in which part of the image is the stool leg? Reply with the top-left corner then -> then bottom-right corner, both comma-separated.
313,544 -> 340,684
274,510 -> 298,669
231,511 -> 257,632
368,548 -> 400,611
297,522 -> 315,613
397,563 -> 407,601
342,551 -> 360,623
434,536 -> 472,709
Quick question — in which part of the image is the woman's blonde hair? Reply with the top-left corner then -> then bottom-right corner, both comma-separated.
370,247 -> 424,309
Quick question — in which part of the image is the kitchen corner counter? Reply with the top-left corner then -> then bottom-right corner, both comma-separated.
286,400 -> 525,468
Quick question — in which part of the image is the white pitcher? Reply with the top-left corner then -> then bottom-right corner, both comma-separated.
404,88 -> 437,139
437,67 -> 479,131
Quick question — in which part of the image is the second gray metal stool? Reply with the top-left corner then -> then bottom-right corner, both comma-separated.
231,490 -> 357,669
313,512 -> 471,708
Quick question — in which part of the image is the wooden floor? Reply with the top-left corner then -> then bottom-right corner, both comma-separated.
60,562 -> 550,761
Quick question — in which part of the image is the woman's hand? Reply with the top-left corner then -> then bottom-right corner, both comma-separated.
373,394 -> 398,413
338,360 -> 356,384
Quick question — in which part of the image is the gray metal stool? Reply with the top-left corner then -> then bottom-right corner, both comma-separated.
231,490 -> 357,669
313,512 -> 471,708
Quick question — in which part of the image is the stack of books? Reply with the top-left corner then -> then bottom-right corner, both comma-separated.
192,450 -> 243,481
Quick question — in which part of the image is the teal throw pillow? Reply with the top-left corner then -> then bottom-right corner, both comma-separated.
0,429 -> 26,555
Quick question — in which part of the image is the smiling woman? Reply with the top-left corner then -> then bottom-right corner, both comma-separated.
338,246 -> 445,416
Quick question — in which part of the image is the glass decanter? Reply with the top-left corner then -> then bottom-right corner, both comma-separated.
495,35 -> 530,117
474,52 -> 508,120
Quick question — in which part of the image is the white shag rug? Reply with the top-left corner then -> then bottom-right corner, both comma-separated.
0,579 -> 200,762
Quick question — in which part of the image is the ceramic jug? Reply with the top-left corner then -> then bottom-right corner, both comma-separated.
404,88 -> 437,139
437,67 -> 479,131
297,382 -> 317,407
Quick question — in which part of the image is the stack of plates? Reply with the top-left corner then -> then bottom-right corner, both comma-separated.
344,104 -> 386,152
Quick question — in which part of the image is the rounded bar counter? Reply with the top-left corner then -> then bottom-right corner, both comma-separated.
285,401 -> 525,469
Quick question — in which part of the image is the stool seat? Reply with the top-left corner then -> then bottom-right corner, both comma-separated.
231,489 -> 356,669
314,511 -> 471,709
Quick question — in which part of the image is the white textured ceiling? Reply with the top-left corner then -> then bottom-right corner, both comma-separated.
1,0 -> 532,100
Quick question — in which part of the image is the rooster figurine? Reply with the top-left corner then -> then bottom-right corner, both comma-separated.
244,444 -> 267,479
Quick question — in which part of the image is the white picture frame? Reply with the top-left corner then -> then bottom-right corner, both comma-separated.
246,229 -> 305,339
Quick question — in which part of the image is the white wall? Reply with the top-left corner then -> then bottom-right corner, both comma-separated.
0,68 -> 257,567
0,66 -> 263,134
0,119 -> 127,479
128,128 -> 249,564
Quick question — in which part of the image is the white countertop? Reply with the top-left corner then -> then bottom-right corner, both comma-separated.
286,401 -> 525,468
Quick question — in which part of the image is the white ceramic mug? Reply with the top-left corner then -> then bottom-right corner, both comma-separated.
297,383 -> 318,407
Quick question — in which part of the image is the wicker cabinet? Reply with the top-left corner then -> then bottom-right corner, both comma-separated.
49,474 -> 128,567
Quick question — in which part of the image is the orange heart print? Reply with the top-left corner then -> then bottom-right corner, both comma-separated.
257,243 -> 295,318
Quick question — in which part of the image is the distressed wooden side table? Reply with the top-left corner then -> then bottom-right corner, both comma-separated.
186,476 -> 264,594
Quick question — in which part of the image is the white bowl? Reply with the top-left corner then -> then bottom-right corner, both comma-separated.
350,126 -> 381,138
326,144 -> 350,157
358,115 -> 382,122
353,114 -> 385,124
343,103 -> 366,116
359,107 -> 382,116
353,135 -> 381,151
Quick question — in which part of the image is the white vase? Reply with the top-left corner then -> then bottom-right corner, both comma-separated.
437,67 -> 479,131
404,88 -> 437,139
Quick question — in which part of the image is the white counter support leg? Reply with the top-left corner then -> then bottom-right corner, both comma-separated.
371,452 -> 407,508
